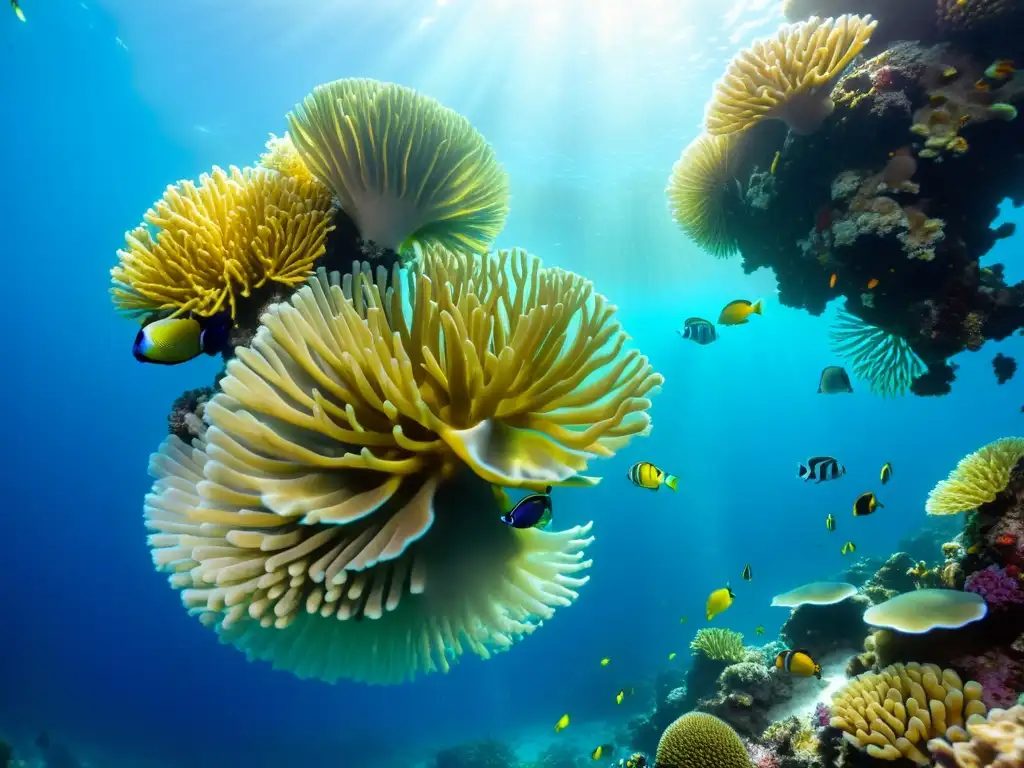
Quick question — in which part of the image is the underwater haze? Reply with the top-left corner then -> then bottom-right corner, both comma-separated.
2,1 -> 1023,767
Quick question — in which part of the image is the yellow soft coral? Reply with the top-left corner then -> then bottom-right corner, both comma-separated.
926,438 -> 1024,515
143,248 -> 661,684
259,132 -> 318,186
830,662 -> 988,765
656,713 -> 752,768
704,14 -> 878,136
111,166 -> 334,319
929,704 -> 1024,766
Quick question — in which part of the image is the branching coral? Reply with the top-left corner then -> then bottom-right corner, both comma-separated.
691,629 -> 746,662
704,14 -> 878,136
829,309 -> 927,397
666,133 -> 744,258
287,78 -> 509,254
927,438 -> 1024,516
930,704 -> 1024,767
111,166 -> 335,319
830,662 -> 988,765
656,713 -> 753,768
143,248 -> 661,683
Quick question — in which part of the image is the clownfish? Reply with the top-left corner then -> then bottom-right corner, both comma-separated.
775,649 -> 822,679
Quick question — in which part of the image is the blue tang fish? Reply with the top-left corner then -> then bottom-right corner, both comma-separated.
499,486 -> 553,529
134,314 -> 231,365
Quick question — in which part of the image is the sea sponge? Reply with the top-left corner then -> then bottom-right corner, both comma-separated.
656,712 -> 753,768
930,704 -> 1024,767
287,78 -> 509,254
863,589 -> 988,634
143,248 -> 661,683
690,628 -> 746,662
927,438 -> 1024,516
111,165 -> 334,319
704,14 -> 878,136
259,132 -> 317,185
829,309 -> 927,397
666,133 -> 743,258
831,662 -> 989,765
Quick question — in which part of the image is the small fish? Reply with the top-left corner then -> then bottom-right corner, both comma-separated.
770,151 -> 780,174
775,649 -> 822,679
718,299 -> 762,326
826,513 -> 836,532
829,273 -> 837,288
500,488 -> 553,529
554,714 -> 570,733
853,491 -> 883,517
880,462 -> 893,484
984,59 -> 1016,83
592,744 -> 614,760
678,317 -> 717,346
133,314 -> 231,365
941,66 -> 958,80
668,652 -> 677,660
818,366 -> 854,394
967,544 -> 981,555
679,616 -> 688,624
600,657 -> 611,667
706,585 -> 735,621
11,0 -> 24,21
798,456 -> 846,483
841,541 -> 856,555
627,462 -> 679,491
866,278 -> 879,290
974,78 -> 991,92
755,625 -> 766,636
616,690 -> 625,705
742,563 -> 752,581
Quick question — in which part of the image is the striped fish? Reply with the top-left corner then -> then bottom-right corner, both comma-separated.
677,317 -> 717,346
798,456 -> 846,483
627,461 -> 679,491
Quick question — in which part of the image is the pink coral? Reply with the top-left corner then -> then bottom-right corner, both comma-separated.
871,65 -> 896,90
953,649 -> 1023,709
813,702 -> 831,728
745,740 -> 781,768
964,565 -> 1024,607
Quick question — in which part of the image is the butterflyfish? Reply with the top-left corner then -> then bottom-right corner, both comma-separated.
853,491 -> 883,516
706,585 -> 735,621
841,541 -> 856,555
818,366 -> 853,394
627,462 -> 678,491
554,714 -> 570,733
500,488 -> 553,529
775,649 -> 822,679
825,513 -> 836,532
591,744 -> 614,760
742,563 -> 752,581
718,299 -> 762,326
798,456 -> 846,483
678,317 -> 717,346
880,462 -> 893,484
133,314 -> 231,365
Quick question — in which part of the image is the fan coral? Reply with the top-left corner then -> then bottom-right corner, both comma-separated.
143,248 -> 661,684
830,662 -> 988,765
704,14 -> 878,136
829,309 -> 927,397
287,78 -> 509,254
691,628 -> 746,662
965,565 -> 1024,608
111,166 -> 335,319
927,438 -> 1024,515
656,712 -> 753,768
259,132 -> 317,186
930,704 -> 1024,767
666,133 -> 744,258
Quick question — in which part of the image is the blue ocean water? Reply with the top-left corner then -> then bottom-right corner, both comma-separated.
2,1 -> 1021,766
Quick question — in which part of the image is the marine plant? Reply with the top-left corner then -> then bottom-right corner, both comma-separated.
829,309 -> 927,397
926,438 -> 1024,516
143,247 -> 662,684
690,628 -> 746,662
656,713 -> 753,768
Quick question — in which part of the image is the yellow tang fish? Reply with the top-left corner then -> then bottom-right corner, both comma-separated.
853,492 -> 883,516
880,462 -> 893,485
718,299 -> 763,326
591,744 -> 614,760
776,649 -> 822,679
627,461 -> 679,491
600,657 -> 611,667
554,714 -> 570,733
706,585 -> 735,621
841,541 -> 856,555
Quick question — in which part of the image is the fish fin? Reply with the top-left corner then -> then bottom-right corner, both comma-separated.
665,475 -> 679,491
877,500 -> 885,508
795,648 -> 811,656
536,508 -> 553,529
798,463 -> 809,479
815,666 -> 823,680
751,299 -> 763,315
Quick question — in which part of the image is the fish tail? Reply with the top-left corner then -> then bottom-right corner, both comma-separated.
798,463 -> 809,479
815,665 -> 822,680
751,299 -> 763,315
665,475 -> 679,491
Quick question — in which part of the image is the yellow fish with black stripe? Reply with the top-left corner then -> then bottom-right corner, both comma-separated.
706,585 -> 735,620
775,649 -> 822,679
627,461 -> 678,491
826,513 -> 836,532
591,744 -> 615,760
880,462 -> 893,484
841,541 -> 856,555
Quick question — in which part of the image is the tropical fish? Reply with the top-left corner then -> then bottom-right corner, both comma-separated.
591,744 -> 614,760
678,317 -> 717,346
668,652 -> 677,660
866,278 -> 879,290
11,0 -> 24,21
841,541 -> 856,555
680,616 -> 688,624
755,625 -> 766,636
985,59 -> 1016,83
941,66 -> 959,80
967,544 -> 981,555
706,585 -> 735,621
770,151 -> 780,174
818,366 -> 854,394
775,649 -> 822,679
826,513 -> 836,532
718,299 -> 762,326
600,657 -> 611,667
500,488 -> 553,529
133,314 -> 231,365
880,462 -> 893,484
829,273 -> 837,288
853,492 -> 883,517
627,462 -> 679,491
554,714 -> 570,733
616,690 -> 624,705
798,456 -> 846,483
742,563 -> 752,581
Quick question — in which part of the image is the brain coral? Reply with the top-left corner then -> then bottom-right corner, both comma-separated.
287,78 -> 509,254
143,247 -> 661,683
926,438 -> 1024,516
656,712 -> 752,768
830,662 -> 988,765
111,165 -> 334,319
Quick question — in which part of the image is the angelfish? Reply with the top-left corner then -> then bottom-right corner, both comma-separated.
499,487 -> 553,529
133,314 -> 231,365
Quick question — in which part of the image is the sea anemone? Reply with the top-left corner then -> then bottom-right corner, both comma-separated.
666,133 -> 744,258
704,14 -> 878,136
143,247 -> 661,684
862,589 -> 987,634
926,438 -> 1024,516
259,132 -> 318,185
656,713 -> 752,768
110,165 -> 335,319
829,310 -> 927,397
690,628 -> 746,662
287,78 -> 509,254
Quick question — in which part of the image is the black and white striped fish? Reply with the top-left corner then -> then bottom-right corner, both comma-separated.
798,456 -> 846,483
677,317 -> 717,346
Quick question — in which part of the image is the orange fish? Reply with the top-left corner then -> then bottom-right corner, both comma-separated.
974,79 -> 990,93
829,273 -> 837,288
997,534 -> 1017,546
867,278 -> 879,289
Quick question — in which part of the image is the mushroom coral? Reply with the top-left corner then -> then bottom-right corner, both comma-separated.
110,165 -> 335,319
143,247 -> 662,684
829,309 -> 927,397
703,14 -> 878,136
862,589 -> 988,634
287,78 -> 509,254
930,704 -> 1024,767
655,713 -> 753,768
926,438 -> 1024,516
830,662 -> 989,765
666,132 -> 744,258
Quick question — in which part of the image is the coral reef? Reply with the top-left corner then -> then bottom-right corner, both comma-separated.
780,594 -> 872,657
433,739 -> 518,768
626,669 -> 690,757
699,661 -> 795,737
861,552 -> 918,603
691,629 -> 747,662
993,352 -> 1017,385
952,649 -> 1024,708
965,565 -> 1024,608
927,438 -> 1024,515
167,386 -> 214,443
931,705 -> 1024,767
655,712 -> 753,767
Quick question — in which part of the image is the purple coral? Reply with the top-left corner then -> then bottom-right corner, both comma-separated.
813,702 -> 831,728
964,565 -> 1024,607
953,650 -> 1022,709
